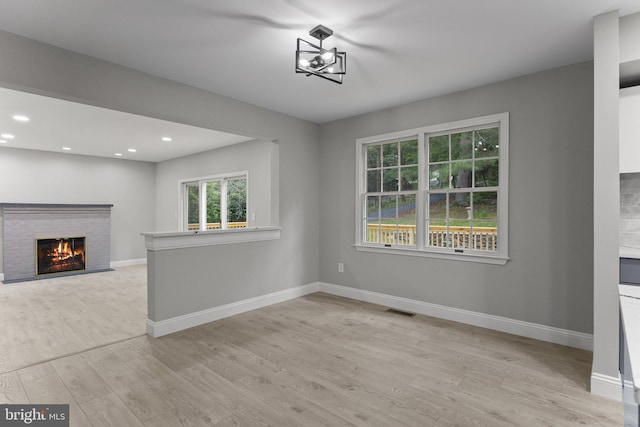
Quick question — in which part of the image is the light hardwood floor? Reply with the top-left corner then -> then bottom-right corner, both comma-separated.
0,282 -> 623,426
0,265 -> 147,373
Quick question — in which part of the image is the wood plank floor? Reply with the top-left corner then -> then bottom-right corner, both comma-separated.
0,265 -> 147,373
0,285 -> 623,426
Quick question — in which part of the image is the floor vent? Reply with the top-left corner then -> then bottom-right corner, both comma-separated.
386,308 -> 416,317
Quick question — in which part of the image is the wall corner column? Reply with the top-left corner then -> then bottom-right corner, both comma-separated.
592,10 -> 622,400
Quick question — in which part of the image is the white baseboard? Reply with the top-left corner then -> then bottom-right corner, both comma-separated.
591,372 -> 622,401
318,282 -> 594,351
146,279 -> 595,351
147,282 -> 320,337
111,258 -> 147,268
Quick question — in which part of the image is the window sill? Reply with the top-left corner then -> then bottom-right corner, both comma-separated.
142,227 -> 281,251
354,244 -> 509,265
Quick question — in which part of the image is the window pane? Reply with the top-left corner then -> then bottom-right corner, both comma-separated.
474,159 -> 499,187
367,145 -> 381,169
475,127 -> 499,158
429,135 -> 449,163
227,178 -> 247,227
473,192 -> 497,222
366,197 -> 380,244
186,183 -> 199,230
206,181 -> 221,229
367,170 -> 381,192
428,193 -> 446,220
449,192 -> 471,219
367,196 -> 380,219
397,194 -> 416,246
398,194 -> 416,222
366,221 -> 380,243
381,195 -> 397,220
471,221 -> 497,251
451,161 -> 472,189
382,168 -> 398,192
383,142 -> 398,167
400,139 -> 418,165
427,221 -> 448,248
429,164 -> 449,189
451,132 -> 473,161
449,220 -> 471,250
400,166 -> 418,191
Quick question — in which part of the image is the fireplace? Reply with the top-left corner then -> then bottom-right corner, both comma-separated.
36,237 -> 86,276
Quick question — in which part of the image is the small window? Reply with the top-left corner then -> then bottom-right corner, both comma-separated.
181,173 -> 247,231
356,113 -> 509,264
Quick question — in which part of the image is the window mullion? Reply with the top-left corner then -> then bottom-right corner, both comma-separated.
221,179 -> 228,229
199,181 -> 207,231
416,132 -> 426,249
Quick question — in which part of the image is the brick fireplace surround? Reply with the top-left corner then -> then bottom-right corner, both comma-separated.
0,203 -> 113,283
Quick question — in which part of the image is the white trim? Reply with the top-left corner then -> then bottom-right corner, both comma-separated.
355,112 -> 510,264
141,226 -> 281,251
147,282 -> 320,337
591,372 -> 622,401
0,273 -> 4,281
318,282 -> 594,351
354,244 -> 509,265
110,258 -> 147,268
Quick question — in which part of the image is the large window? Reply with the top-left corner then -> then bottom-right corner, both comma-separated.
356,113 -> 509,264
182,173 -> 247,231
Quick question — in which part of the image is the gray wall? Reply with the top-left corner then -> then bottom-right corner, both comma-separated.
318,62 -> 594,334
0,29 -> 319,315
155,139 -> 278,231
0,148 -> 155,273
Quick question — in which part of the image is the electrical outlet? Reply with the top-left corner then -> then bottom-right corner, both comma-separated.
251,212 -> 256,221
338,263 -> 344,273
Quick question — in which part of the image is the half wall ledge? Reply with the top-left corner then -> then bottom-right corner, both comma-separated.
141,226 -> 281,251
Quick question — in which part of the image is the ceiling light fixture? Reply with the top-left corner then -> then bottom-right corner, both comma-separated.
0,140 -> 7,144
128,148 -> 137,153
296,25 -> 346,84
1,133 -> 15,139
12,115 -> 30,122
161,136 -> 172,142
62,147 -> 71,151
115,153 -> 123,157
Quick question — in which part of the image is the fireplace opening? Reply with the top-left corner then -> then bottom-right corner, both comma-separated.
37,237 -> 86,276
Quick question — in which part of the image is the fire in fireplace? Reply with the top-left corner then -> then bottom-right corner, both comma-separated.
36,237 -> 86,275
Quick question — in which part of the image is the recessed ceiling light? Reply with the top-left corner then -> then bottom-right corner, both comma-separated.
161,136 -> 172,142
12,115 -> 30,122
62,147 -> 71,151
115,153 -> 123,157
128,148 -> 137,153
1,133 -> 15,139
0,140 -> 6,144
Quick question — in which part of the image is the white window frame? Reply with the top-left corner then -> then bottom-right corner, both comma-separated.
355,113 -> 509,265
178,171 -> 249,231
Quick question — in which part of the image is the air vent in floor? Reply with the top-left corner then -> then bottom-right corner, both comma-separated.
386,308 -> 416,317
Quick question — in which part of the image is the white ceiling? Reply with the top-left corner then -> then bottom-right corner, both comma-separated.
0,0 -> 639,160
0,87 -> 253,162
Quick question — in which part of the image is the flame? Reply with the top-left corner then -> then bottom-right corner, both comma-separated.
51,240 -> 83,261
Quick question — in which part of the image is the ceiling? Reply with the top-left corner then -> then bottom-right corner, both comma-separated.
0,87 -> 253,162
0,0 -> 639,161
